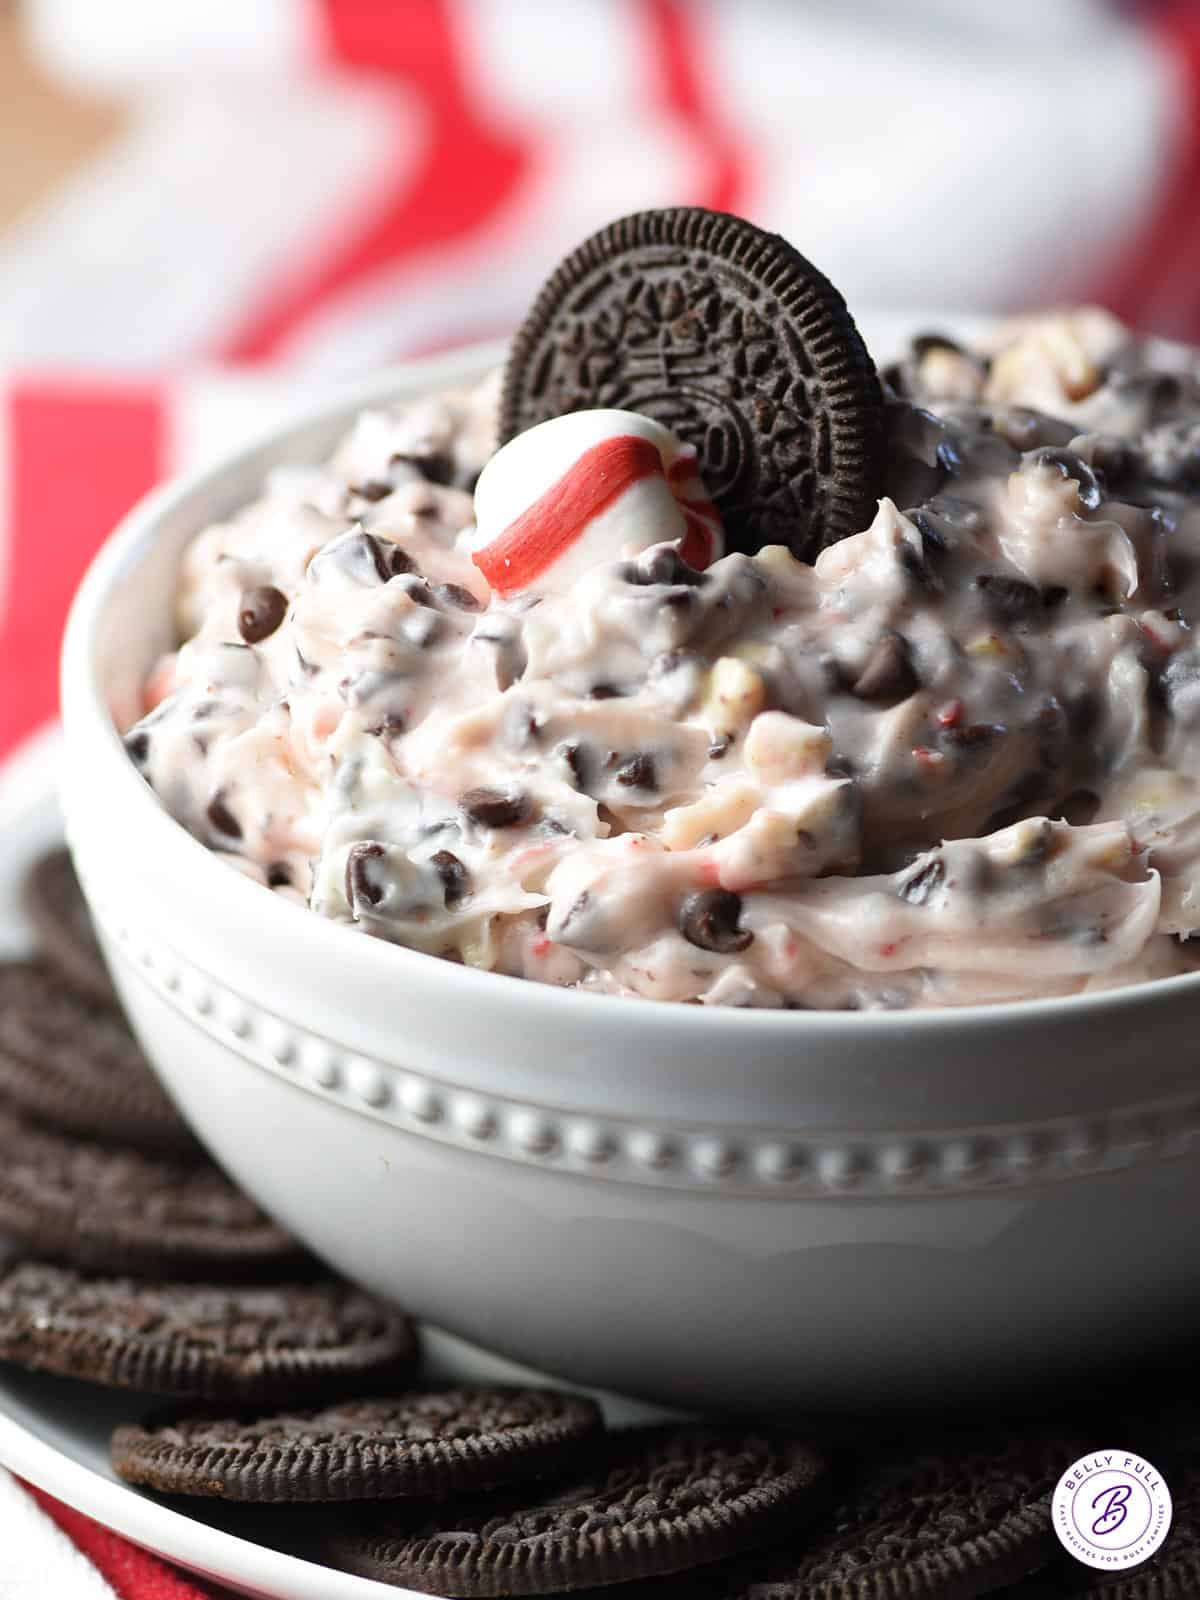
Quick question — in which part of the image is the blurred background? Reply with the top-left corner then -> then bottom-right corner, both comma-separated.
1,0 -> 1199,762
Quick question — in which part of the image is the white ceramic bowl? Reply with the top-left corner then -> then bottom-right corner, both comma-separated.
60,340 -> 1200,1417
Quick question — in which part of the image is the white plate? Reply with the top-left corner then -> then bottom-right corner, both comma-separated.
0,731 -> 666,1600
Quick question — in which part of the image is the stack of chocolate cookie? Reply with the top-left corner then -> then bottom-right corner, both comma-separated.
4,855 -> 1197,1596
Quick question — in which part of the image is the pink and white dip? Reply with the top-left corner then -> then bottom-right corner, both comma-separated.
128,312 -> 1200,1010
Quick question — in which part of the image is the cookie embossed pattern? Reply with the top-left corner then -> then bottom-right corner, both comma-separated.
57,236 -> 1200,1411
498,208 -> 885,557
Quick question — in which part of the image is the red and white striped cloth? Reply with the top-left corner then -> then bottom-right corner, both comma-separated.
4,0 -> 1200,769
3,0 -> 1200,1589
2,1474 -> 229,1597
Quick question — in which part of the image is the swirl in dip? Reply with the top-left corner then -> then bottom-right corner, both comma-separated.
127,311 -> 1200,1009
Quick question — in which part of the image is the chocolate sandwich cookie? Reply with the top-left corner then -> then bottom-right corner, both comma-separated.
695,1428 -> 1071,1600
111,1385 -> 604,1503
500,207 -> 885,561
22,849 -> 117,1007
0,962 -> 197,1155
0,1109 -> 310,1280
324,1424 -> 826,1596
0,1262 -> 415,1403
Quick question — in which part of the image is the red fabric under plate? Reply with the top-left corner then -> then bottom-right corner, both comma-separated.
23,1481 -> 218,1599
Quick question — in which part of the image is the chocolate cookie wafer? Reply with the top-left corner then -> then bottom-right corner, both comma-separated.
0,1262 -> 415,1404
0,962 -> 197,1155
324,1424 -> 826,1596
500,207 -> 885,561
694,1427 -> 1072,1599
22,849 -> 117,1007
0,1109 -> 310,1280
112,1385 -> 603,1502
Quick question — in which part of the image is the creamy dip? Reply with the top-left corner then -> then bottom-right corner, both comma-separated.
127,310 -> 1200,1009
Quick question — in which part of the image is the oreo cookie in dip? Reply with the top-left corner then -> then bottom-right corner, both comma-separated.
117,217 -> 1200,1013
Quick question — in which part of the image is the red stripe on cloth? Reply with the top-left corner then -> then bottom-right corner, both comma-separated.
216,0 -> 534,364
0,379 -> 164,762
1091,5 -> 1200,338
23,1483 -> 214,1599
642,0 -> 749,215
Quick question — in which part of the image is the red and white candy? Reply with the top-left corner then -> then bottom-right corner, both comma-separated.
471,410 -> 724,597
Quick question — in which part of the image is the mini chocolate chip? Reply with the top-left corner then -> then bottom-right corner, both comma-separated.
238,585 -> 288,644
1112,369 -> 1185,418
897,855 -> 945,906
434,582 -> 482,612
615,753 -> 656,790
124,730 -> 150,764
633,547 -> 708,587
358,531 -> 394,582
1058,788 -> 1100,825
993,407 -> 1077,451
941,721 -> 1002,750
973,573 -> 1042,624
392,451 -> 455,487
206,793 -> 242,840
708,737 -> 731,760
430,849 -> 470,908
460,787 -> 532,828
588,683 -> 623,700
678,889 -> 753,954
559,742 -> 587,787
850,633 -> 918,702
986,773 -> 1053,833
936,430 -> 1018,478
818,653 -> 846,692
266,863 -> 292,888
395,574 -> 436,607
355,480 -> 392,502
385,544 -> 417,576
1029,447 -> 1104,511
898,539 -> 941,594
912,331 -> 965,361
345,841 -> 386,909
348,531 -> 416,581
1088,436 -> 1138,489
1066,690 -> 1100,736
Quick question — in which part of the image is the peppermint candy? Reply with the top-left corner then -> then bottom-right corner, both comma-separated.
471,410 -> 723,596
